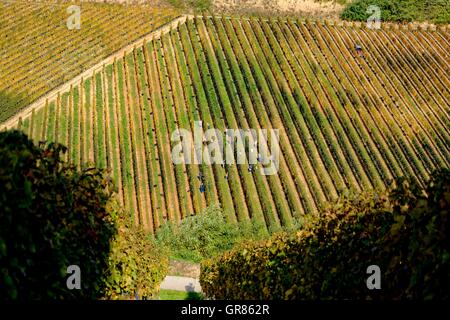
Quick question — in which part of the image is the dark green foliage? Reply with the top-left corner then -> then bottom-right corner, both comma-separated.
0,130 -> 168,299
200,169 -> 450,300
341,0 -> 450,24
0,130 -> 117,299
104,208 -> 169,300
168,0 -> 212,13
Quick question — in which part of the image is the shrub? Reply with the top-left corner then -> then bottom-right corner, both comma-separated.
104,206 -> 169,300
156,205 -> 272,263
200,169 -> 450,300
0,130 -> 168,299
0,130 -> 117,299
341,0 -> 450,24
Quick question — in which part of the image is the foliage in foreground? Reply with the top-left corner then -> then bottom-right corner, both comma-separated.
341,0 -> 450,24
200,169 -> 450,300
105,208 -> 169,300
0,130 -> 167,299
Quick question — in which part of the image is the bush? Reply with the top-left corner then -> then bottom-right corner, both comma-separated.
0,130 -> 168,299
104,207 -> 169,300
0,130 -> 117,299
156,205 -> 272,263
341,0 -> 450,24
200,169 -> 450,300
168,0 -> 212,12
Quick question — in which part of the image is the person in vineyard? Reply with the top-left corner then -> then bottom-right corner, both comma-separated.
355,44 -> 364,57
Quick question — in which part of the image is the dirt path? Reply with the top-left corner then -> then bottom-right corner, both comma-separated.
168,259 -> 201,278
1,14 -> 193,131
163,259 -> 202,293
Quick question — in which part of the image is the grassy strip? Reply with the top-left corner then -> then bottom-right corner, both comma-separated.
105,64 -> 123,203
140,44 -> 168,228
145,40 -> 181,223
40,100 -> 48,142
67,88 -> 73,163
21,118 -> 30,137
46,101 -> 56,143
156,205 -> 298,263
94,72 -> 107,169
157,37 -> 194,220
167,29 -> 206,216
59,92 -> 69,157
125,52 -> 152,229
157,290 -> 203,301
71,85 -> 80,167
82,78 -> 93,165
115,58 -> 139,222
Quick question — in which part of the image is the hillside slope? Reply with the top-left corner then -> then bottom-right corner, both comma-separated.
0,0 -> 180,122
3,16 -> 449,232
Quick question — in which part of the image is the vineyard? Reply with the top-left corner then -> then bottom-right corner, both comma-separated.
0,0 -> 180,122
2,16 -> 449,233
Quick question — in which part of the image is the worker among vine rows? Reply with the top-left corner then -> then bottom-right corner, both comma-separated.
355,44 -> 364,57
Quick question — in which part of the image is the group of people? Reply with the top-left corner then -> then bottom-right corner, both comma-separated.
197,173 -> 206,193
195,121 -> 268,193
196,155 -> 265,193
